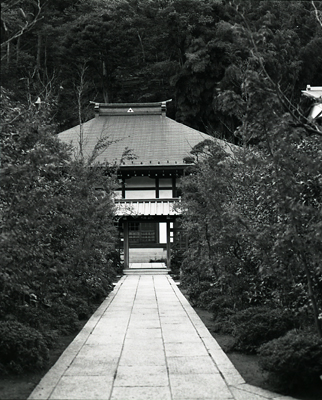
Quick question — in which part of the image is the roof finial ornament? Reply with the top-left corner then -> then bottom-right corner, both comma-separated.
89,101 -> 100,117
35,96 -> 41,109
161,103 -> 166,116
161,99 -> 172,116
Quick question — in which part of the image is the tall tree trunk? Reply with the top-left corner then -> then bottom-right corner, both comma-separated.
16,36 -> 21,64
103,87 -> 109,103
7,41 -> 10,65
37,33 -> 42,74
102,60 -> 109,103
137,30 -> 146,63
78,106 -> 84,159
76,63 -> 88,159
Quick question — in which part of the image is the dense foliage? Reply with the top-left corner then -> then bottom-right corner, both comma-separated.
258,330 -> 322,391
179,120 -> 322,393
180,133 -> 322,320
1,0 -> 321,135
0,89 -> 119,374
0,321 -> 49,374
170,5 -> 321,393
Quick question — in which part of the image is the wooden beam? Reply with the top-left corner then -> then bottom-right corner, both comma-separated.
122,178 -> 125,198
172,176 -> 176,197
155,176 -> 159,198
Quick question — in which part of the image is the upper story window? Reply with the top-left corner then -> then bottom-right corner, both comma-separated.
125,177 -> 155,188
124,176 -> 156,199
115,174 -> 178,199
159,178 -> 172,198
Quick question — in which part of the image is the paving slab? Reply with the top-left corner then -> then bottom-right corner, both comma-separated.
114,365 -> 168,387
110,385 -> 172,400
28,275 -> 299,400
169,374 -> 233,400
167,356 -> 219,374
49,376 -> 114,400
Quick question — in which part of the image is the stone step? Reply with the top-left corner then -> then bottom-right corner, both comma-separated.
123,268 -> 170,275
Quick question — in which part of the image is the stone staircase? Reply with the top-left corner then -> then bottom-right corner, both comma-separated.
123,268 -> 170,275
124,262 -> 170,275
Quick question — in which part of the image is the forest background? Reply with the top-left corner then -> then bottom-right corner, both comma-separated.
1,0 -> 322,397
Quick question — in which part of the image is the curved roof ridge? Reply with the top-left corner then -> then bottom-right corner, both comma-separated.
90,100 -> 172,107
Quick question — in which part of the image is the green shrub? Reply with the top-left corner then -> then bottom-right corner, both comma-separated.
15,302 -> 79,336
232,307 -> 297,353
15,305 -> 52,330
14,296 -> 91,337
0,320 -> 49,374
197,288 -> 221,310
209,295 -> 238,316
64,296 -> 92,320
14,306 -> 58,348
40,329 -> 58,349
73,273 -> 113,303
48,303 -> 79,334
207,295 -> 243,334
170,245 -> 184,276
186,281 -> 212,306
212,306 -> 270,336
258,330 -> 322,391
212,311 -> 237,334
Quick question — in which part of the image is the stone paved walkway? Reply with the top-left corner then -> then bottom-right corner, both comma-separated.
28,275 -> 297,400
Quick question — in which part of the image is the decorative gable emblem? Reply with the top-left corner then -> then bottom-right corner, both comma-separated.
127,108 -> 134,113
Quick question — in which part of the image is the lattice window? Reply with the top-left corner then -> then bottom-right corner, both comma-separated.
129,222 -> 156,243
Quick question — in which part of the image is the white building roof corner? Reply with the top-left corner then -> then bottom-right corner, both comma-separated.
302,85 -> 322,101
301,85 -> 322,132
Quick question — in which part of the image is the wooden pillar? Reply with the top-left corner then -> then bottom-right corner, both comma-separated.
172,176 -> 176,198
121,178 -> 126,199
124,219 -> 129,269
166,220 -> 171,269
155,176 -> 159,199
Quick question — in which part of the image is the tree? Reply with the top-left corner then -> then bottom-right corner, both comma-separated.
1,0 -> 42,53
178,0 -> 322,335
180,124 -> 322,336
0,87 -> 118,321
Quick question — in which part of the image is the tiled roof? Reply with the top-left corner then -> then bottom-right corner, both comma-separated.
58,102 -> 233,166
114,199 -> 180,216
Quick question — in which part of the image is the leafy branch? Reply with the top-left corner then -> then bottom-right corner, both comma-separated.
1,0 -> 43,49
312,0 -> 322,28
237,7 -> 322,137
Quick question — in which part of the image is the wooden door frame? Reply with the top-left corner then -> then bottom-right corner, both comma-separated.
122,217 -> 175,269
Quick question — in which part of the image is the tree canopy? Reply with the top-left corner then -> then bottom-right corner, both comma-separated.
1,0 -> 321,134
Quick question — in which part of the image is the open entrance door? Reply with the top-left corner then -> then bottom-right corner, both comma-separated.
128,221 -> 166,265
122,219 -> 174,269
